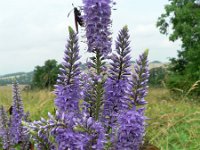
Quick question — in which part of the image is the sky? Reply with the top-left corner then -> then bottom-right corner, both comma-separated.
0,0 -> 181,75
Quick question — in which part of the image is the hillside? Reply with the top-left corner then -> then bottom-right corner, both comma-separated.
0,72 -> 33,85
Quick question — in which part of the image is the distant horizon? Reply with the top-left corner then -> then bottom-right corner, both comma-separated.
0,60 -> 168,76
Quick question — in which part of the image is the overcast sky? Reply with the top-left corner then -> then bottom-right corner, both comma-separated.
0,0 -> 181,75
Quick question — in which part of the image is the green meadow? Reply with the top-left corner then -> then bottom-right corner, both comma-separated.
0,86 -> 200,150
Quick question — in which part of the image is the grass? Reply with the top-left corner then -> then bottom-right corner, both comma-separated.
0,86 -> 200,149
0,86 -> 55,120
145,88 -> 200,150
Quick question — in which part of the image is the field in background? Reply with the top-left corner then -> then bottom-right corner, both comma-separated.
0,86 -> 55,120
145,88 -> 200,150
0,86 -> 200,150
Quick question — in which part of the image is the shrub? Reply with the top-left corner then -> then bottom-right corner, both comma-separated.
149,67 -> 167,87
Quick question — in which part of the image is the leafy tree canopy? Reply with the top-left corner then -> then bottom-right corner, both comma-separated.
32,59 -> 61,89
157,0 -> 200,80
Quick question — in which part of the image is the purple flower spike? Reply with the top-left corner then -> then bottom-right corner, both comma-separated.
103,26 -> 132,127
10,82 -> 25,144
1,83 -> 30,149
83,0 -> 112,55
76,115 -> 106,150
48,113 -> 105,150
131,50 -> 150,105
116,108 -> 146,150
90,122 -> 105,150
0,106 -> 11,149
54,27 -> 82,114
109,26 -> 132,81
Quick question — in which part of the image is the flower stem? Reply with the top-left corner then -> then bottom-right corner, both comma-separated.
95,50 -> 103,121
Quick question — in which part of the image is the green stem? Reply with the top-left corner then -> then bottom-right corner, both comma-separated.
95,51 -> 102,120
96,51 -> 101,75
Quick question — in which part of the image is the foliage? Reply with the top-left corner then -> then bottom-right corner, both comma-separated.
167,74 -> 200,99
149,67 -> 167,87
157,0 -> 200,95
32,59 -> 61,89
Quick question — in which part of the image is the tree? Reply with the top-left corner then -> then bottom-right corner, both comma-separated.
32,59 -> 61,89
157,0 -> 200,93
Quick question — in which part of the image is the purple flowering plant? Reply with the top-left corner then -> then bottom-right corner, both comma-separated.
0,82 -> 30,150
0,0 -> 150,149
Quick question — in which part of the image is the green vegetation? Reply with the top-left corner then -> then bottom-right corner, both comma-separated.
145,88 -> 200,150
32,59 -> 61,89
0,86 -> 55,121
149,67 -> 167,87
0,86 -> 199,149
157,0 -> 200,95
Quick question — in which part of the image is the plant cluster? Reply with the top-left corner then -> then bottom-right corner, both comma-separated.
0,0 -> 150,149
0,82 -> 30,149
